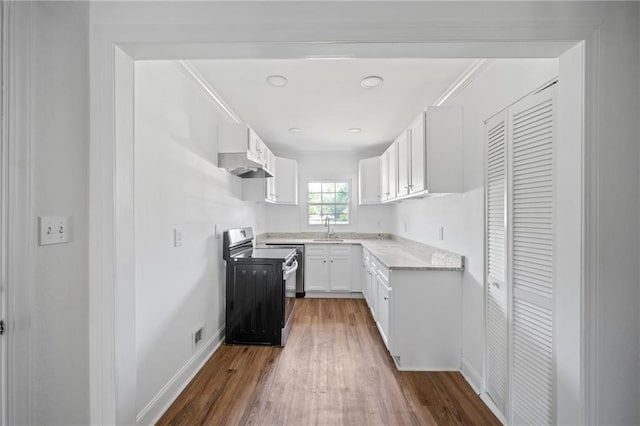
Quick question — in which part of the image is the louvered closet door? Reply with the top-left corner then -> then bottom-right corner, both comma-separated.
508,84 -> 556,425
485,110 -> 508,417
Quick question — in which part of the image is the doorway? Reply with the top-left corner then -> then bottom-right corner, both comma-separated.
90,9 -> 595,423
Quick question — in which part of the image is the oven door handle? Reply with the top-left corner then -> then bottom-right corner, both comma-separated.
283,260 -> 298,279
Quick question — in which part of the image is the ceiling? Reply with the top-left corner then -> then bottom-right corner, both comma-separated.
190,58 -> 475,153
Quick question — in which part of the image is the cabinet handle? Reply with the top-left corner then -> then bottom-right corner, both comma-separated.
331,260 -> 334,263
323,260 -> 327,263
384,296 -> 389,300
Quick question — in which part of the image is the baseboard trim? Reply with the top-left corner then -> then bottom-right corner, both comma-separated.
136,324 -> 225,425
480,392 -> 507,425
304,291 -> 364,299
460,357 -> 482,393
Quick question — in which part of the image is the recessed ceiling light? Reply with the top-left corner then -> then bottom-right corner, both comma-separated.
360,75 -> 384,88
289,127 -> 302,133
348,128 -> 362,134
266,75 -> 288,87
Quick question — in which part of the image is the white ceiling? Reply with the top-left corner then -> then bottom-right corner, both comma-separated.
190,58 -> 475,153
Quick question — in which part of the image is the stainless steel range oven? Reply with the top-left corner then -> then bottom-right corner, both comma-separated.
223,227 -> 297,346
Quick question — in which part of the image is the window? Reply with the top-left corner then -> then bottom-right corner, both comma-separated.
307,181 -> 350,225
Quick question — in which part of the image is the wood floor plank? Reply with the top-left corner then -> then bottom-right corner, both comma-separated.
157,298 -> 500,426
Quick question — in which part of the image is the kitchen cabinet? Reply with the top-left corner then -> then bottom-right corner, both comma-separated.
218,124 -> 267,167
381,106 -> 463,203
304,244 -> 353,293
244,156 -> 298,205
272,157 -> 298,204
362,248 -> 373,306
396,131 -> 409,197
350,245 -> 362,292
358,157 -> 381,205
408,112 -> 426,194
362,252 -> 461,371
380,143 -> 397,201
375,272 -> 390,348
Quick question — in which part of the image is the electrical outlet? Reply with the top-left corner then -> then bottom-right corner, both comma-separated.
38,216 -> 71,245
174,228 -> 183,247
192,325 -> 205,351
403,222 -> 408,233
439,227 -> 444,241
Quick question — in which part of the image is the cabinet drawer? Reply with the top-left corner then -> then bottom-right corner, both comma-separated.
372,258 -> 389,280
305,245 -> 329,256
330,245 -> 351,256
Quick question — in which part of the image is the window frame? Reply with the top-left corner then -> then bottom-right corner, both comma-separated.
305,178 -> 352,227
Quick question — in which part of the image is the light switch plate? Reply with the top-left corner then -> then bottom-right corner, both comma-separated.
39,216 -> 71,245
174,228 -> 183,247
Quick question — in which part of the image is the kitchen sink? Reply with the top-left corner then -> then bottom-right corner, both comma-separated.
312,238 -> 345,242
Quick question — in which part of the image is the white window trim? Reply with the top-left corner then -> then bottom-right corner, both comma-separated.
302,177 -> 355,231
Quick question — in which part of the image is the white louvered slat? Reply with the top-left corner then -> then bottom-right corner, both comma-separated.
485,110 -> 508,416
509,84 -> 555,425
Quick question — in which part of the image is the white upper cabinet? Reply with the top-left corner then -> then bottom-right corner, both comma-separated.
218,123 -> 275,178
358,156 -> 381,205
396,131 -> 410,197
244,155 -> 298,205
381,105 -> 463,202
380,142 -> 397,202
273,156 -> 298,204
218,123 -> 261,162
408,112 -> 426,194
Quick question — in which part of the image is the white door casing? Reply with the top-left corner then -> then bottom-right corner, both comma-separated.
89,5 -> 602,424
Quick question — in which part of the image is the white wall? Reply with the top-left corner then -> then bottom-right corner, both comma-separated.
593,5 -> 640,423
265,151 -> 393,233
134,61 -> 265,416
30,2 -> 90,425
392,59 -> 559,389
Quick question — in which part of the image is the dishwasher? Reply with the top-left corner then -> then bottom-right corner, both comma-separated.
265,243 -> 305,297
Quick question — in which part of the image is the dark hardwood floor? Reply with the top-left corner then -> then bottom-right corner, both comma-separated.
158,298 -> 500,426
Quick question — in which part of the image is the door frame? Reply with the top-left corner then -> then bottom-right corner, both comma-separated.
2,1 -> 32,425
89,4 -> 603,425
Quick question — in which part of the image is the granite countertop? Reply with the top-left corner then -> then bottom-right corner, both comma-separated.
257,233 -> 464,272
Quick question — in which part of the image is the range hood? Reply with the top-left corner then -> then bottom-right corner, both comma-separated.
218,153 -> 274,178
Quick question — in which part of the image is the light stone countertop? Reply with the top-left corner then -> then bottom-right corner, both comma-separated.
257,233 -> 464,272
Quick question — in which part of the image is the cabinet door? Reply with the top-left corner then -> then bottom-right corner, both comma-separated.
388,142 -> 397,199
368,264 -> 377,317
327,244 -> 352,291
305,254 -> 329,291
248,129 -> 261,160
361,259 -> 368,301
376,273 -> 390,347
380,153 -> 389,201
350,245 -> 362,292
274,157 -> 298,204
409,113 -> 426,193
396,132 -> 409,196
358,157 -> 381,205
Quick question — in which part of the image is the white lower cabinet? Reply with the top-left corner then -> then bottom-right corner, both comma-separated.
375,272 -> 390,348
305,244 -> 354,293
363,253 -> 461,371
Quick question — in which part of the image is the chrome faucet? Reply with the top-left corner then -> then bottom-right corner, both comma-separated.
324,216 -> 331,238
